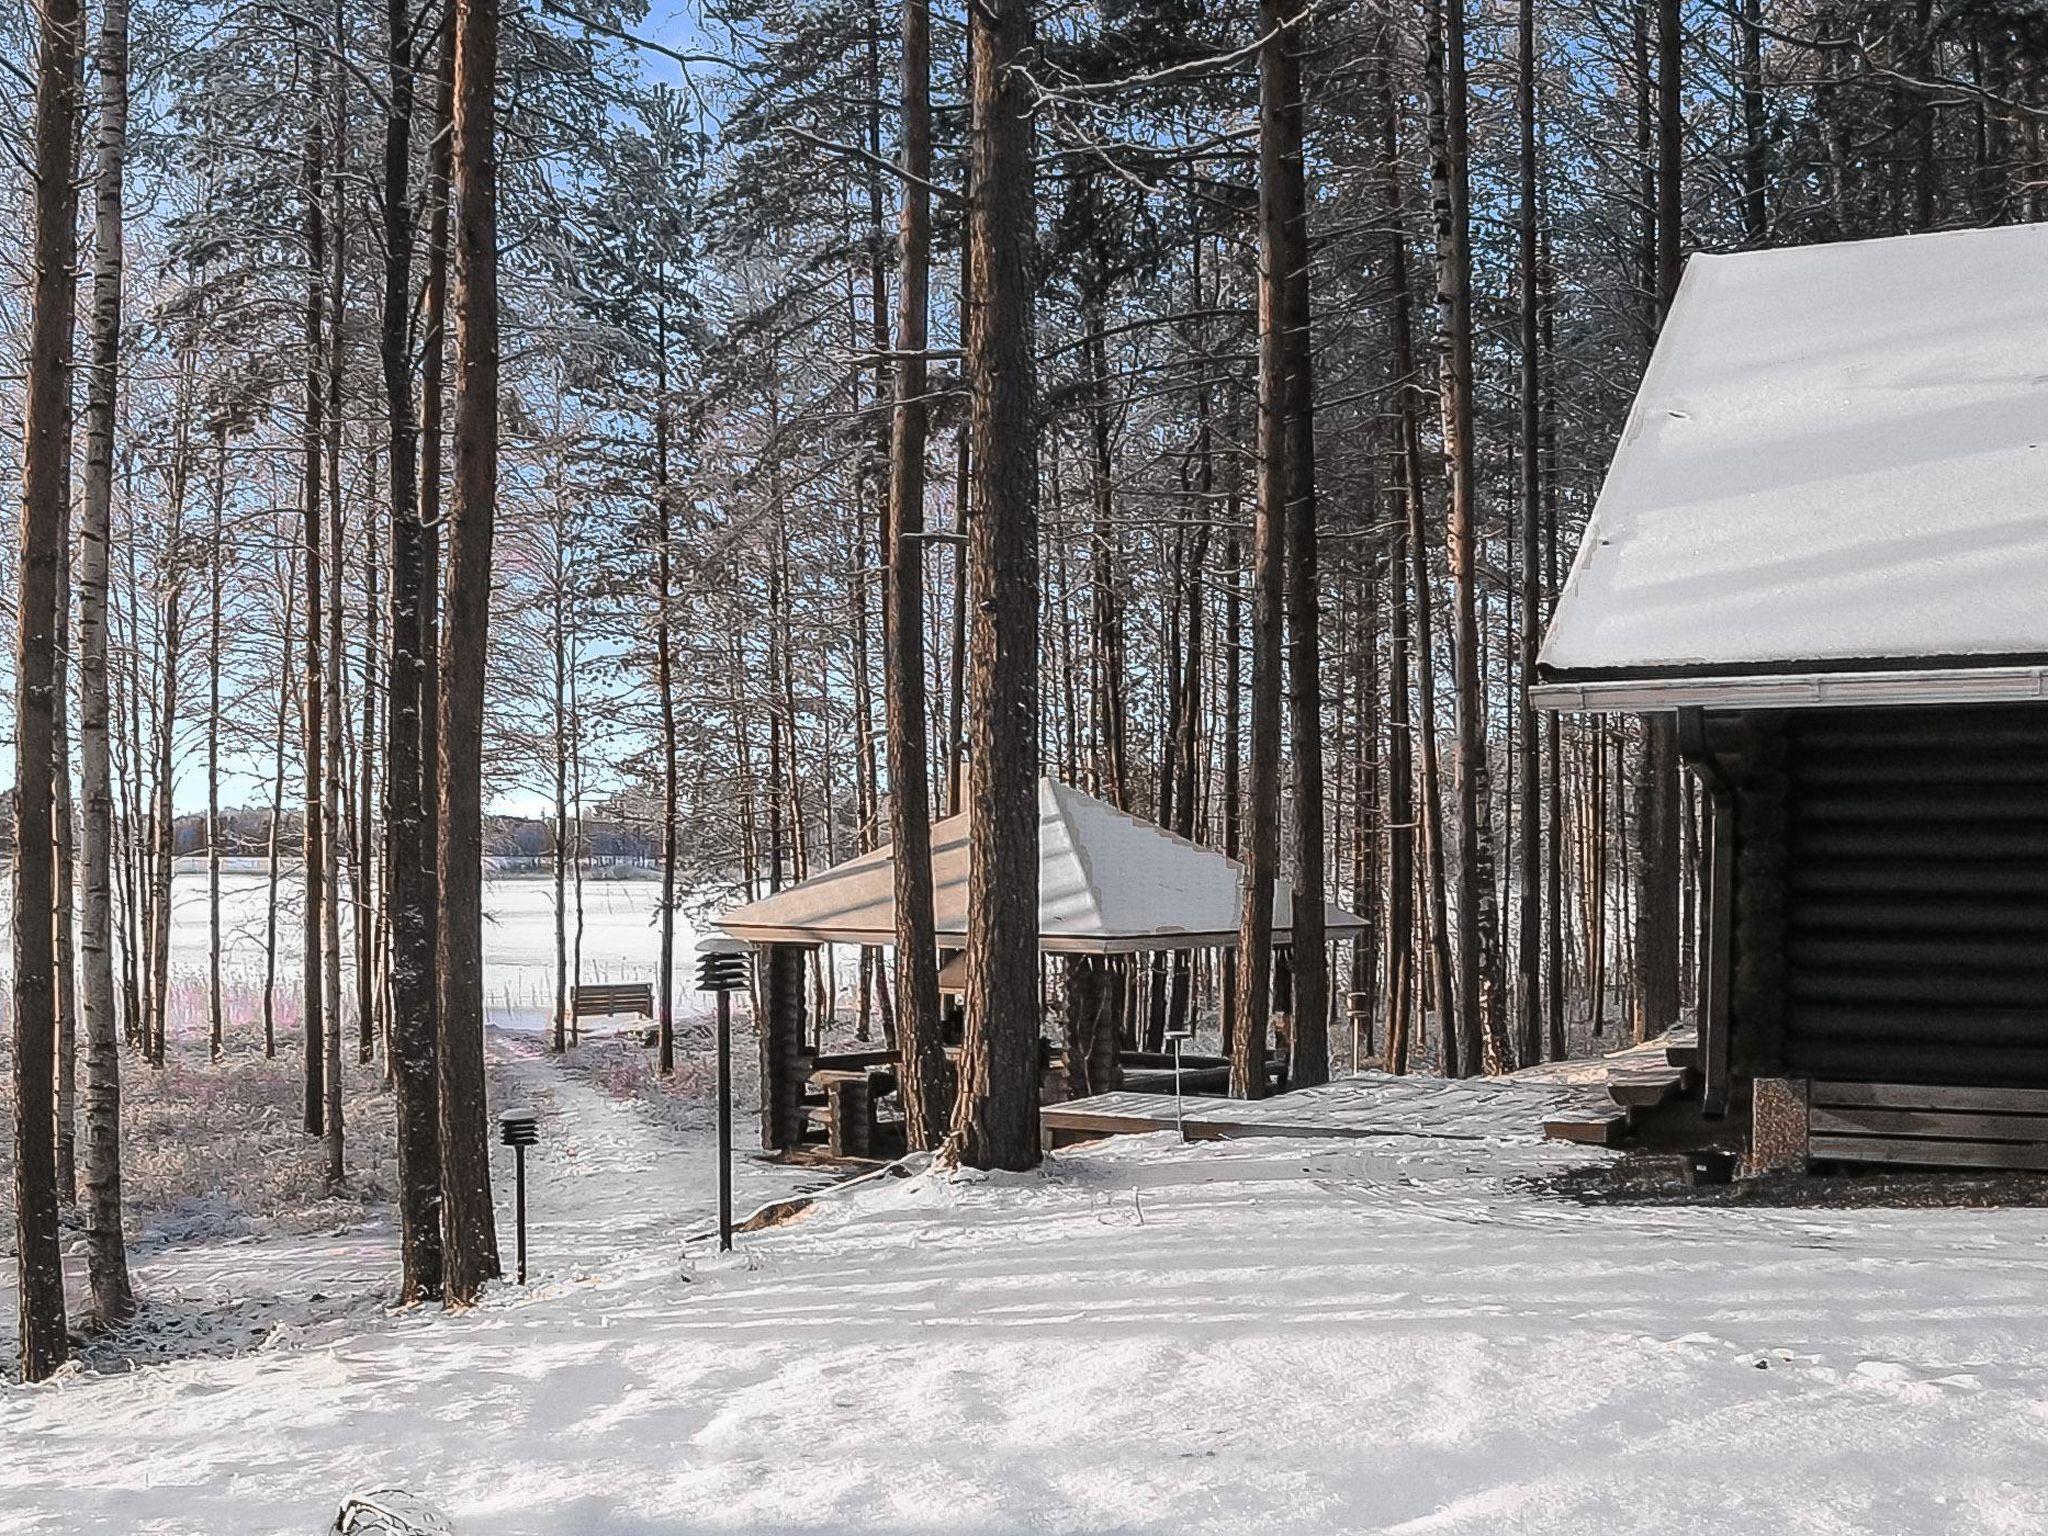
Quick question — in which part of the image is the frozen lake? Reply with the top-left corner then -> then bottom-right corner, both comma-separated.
2,867 -> 706,1036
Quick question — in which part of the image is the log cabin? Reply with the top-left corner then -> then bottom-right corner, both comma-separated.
1535,224 -> 2048,1173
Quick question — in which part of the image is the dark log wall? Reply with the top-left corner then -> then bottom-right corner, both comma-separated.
760,942 -> 811,1150
1715,704 -> 2048,1088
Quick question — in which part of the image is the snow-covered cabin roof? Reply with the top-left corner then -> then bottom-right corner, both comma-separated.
1536,225 -> 2048,712
718,777 -> 1364,954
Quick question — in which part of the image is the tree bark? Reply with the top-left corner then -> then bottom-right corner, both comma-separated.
1633,0 -> 1683,1043
301,37 -> 329,1136
438,0 -> 504,1303
1380,18 -> 1456,1076
886,0 -> 950,1151
419,13 -> 452,1051
382,0 -> 443,1302
150,370 -> 192,1071
1233,147 -> 1287,1101
77,0 -> 137,1323
1513,0 -> 1543,1070
654,301 -> 678,1079
949,0 -> 1041,1171
552,530 -> 569,1056
1427,0 -> 1494,1076
14,0 -> 83,1378
323,34 -> 349,1184
1265,0 -> 1326,1090
263,559 -> 297,1061
208,423 -> 226,1062
54,542 -> 78,1202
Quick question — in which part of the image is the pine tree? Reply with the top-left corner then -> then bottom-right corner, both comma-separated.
438,0 -> 505,1305
950,0 -> 1041,1172
14,0 -> 85,1380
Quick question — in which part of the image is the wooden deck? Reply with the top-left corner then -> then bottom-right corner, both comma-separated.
1042,1072 -> 1618,1150
1041,1029 -> 1705,1152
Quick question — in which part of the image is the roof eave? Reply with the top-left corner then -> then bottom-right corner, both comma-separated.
1532,664 -> 2048,714
717,922 -> 1369,953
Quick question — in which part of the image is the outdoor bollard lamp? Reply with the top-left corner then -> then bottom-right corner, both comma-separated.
1165,1013 -> 1194,1143
695,938 -> 753,1252
498,1108 -> 540,1285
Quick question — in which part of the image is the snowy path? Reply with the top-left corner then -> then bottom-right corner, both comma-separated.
10,1074 -> 2048,1533
0,1035 -> 821,1534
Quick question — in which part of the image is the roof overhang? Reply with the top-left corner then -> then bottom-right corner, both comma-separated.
1532,664 -> 2048,714
716,922 -> 1366,954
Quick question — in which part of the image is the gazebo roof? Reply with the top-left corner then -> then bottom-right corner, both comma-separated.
1536,224 -> 2048,713
717,777 -> 1365,954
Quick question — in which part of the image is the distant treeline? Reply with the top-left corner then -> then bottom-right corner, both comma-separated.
0,799 -> 657,863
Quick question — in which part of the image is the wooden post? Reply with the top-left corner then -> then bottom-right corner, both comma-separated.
759,942 -> 810,1151
1676,711 -> 1734,1119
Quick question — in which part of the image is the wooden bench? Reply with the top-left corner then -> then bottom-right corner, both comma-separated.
570,982 -> 655,1020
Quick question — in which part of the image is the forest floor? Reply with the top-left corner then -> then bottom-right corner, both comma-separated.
8,878 -> 2048,1532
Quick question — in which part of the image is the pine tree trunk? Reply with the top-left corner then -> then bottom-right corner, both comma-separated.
1167,328 -> 1209,1040
1740,0 -> 1765,243
418,14 -> 452,1044
1371,22 -> 1416,1065
950,0 -> 1041,1171
552,538 -> 569,1055
151,372 -> 190,1072
1220,477 -> 1243,1061
1539,242 -> 1567,1060
301,43 -> 329,1137
438,0 -> 504,1303
205,423 -> 225,1063
323,46 -> 349,1183
654,305 -> 679,1077
14,0 -> 83,1377
569,634 -> 586,1046
1234,38 -> 1291,1099
1633,0 -> 1683,1043
118,516 -> 146,1051
359,503 -> 381,1066
1427,0 -> 1491,1076
263,558 -> 296,1060
1265,0 -> 1326,1090
77,0 -> 137,1321
886,0 -> 950,1151
1512,0 -> 1543,1069
54,462 -> 78,1206
382,0 -> 443,1302
1378,16 -> 1456,1076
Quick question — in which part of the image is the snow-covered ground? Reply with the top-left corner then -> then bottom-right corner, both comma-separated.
10,1065 -> 2048,1531
9,873 -> 2048,1533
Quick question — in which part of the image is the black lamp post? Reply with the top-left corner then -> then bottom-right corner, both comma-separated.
1164,1011 -> 1194,1142
695,938 -> 752,1252
498,1107 -> 539,1284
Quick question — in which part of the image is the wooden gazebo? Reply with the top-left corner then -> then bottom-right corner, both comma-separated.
1536,224 -> 2048,1172
718,777 -> 1365,1153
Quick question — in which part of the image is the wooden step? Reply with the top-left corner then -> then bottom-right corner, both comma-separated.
1607,1064 -> 1692,1109
1544,1107 -> 1629,1146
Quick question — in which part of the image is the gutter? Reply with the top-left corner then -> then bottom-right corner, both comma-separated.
1531,664 -> 2048,714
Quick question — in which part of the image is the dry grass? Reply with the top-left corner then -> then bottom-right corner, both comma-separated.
0,977 -> 396,1260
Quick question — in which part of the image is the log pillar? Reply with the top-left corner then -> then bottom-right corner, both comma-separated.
759,942 -> 810,1151
1061,955 -> 1123,1100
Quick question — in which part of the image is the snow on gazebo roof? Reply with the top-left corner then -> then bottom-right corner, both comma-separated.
1536,224 -> 2048,712
717,777 -> 1365,954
